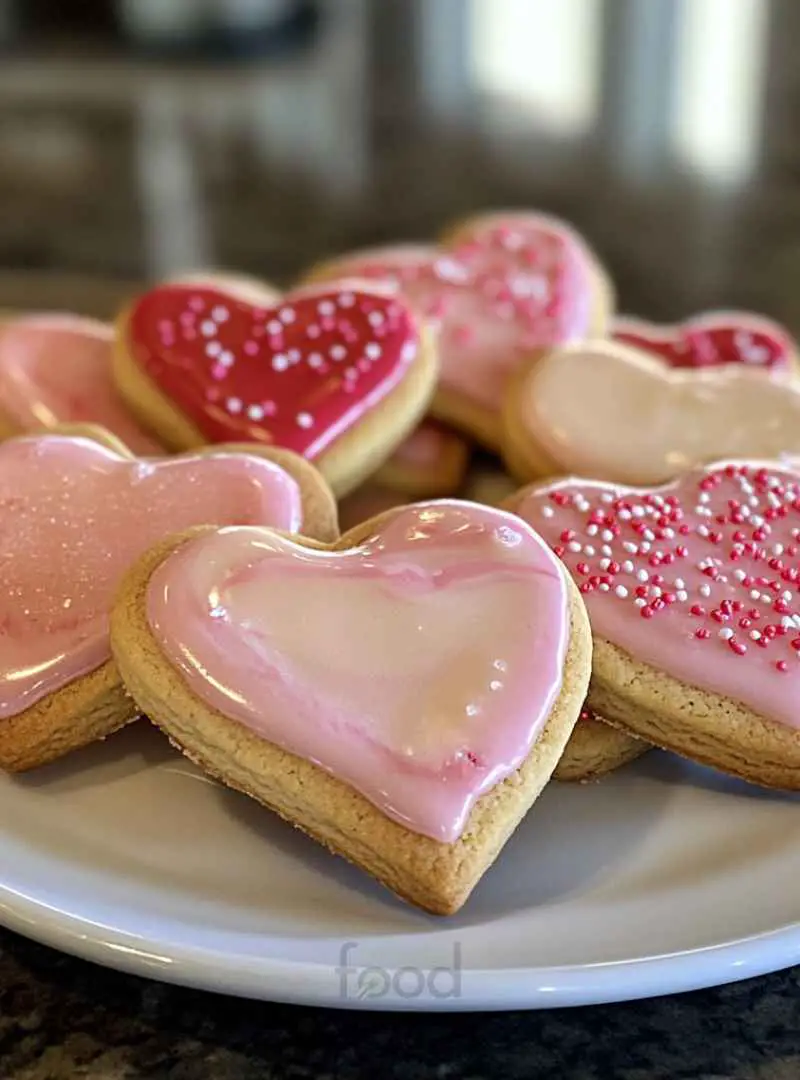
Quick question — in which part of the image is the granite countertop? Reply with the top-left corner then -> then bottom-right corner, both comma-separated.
2,4 -> 800,1076
0,933 -> 797,1079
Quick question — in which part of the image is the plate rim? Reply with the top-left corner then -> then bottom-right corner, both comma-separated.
1,883 -> 798,1011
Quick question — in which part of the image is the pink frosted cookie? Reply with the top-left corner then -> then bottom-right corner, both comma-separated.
305,211 -> 613,451
0,313 -> 162,454
0,426 -> 336,772
113,278 -> 438,497
110,501 -> 591,914
613,311 -> 797,372
372,419 -> 470,497
507,462 -> 800,788
503,340 -> 800,486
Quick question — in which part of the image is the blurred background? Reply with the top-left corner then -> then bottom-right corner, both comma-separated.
0,0 -> 796,329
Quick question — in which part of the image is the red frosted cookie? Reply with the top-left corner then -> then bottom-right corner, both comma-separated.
110,501 -> 591,914
503,340 -> 800,486
613,311 -> 797,372
0,425 -> 336,771
0,313 -> 162,454
113,278 -> 437,496
372,419 -> 470,497
507,462 -> 800,788
305,211 -> 612,451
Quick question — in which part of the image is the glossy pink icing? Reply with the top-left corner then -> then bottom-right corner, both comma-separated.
314,214 -> 597,413
0,435 -> 303,719
613,312 -> 795,371
515,462 -> 800,729
0,314 -> 162,453
146,502 -> 570,841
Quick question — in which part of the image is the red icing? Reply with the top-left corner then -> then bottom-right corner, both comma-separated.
613,314 -> 794,371
126,284 -> 420,457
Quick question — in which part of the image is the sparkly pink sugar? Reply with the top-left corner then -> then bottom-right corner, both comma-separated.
243,341 -> 259,356
211,364 -> 227,380
178,312 -> 196,327
357,358 -> 371,373
261,401 -> 277,417
320,317 -> 336,332
188,297 -> 205,312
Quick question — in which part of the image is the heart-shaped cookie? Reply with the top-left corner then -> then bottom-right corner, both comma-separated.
552,708 -> 646,782
305,212 -> 612,449
508,462 -> 800,788
503,341 -> 800,486
110,501 -> 591,914
0,313 -> 162,454
613,311 -> 797,371
0,427 -> 336,771
113,280 -> 436,496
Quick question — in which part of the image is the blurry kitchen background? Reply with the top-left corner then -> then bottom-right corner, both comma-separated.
0,0 -> 797,327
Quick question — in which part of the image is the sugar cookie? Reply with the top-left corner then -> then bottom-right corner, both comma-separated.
336,484 -> 410,533
0,313 -> 162,454
372,419 -> 469,497
508,462 -> 800,789
613,311 -> 797,372
0,425 -> 336,771
503,340 -> 800,486
305,211 -> 612,451
110,501 -> 591,915
113,279 -> 437,497
553,709 -> 646,782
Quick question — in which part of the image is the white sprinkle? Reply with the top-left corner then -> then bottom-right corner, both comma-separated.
219,350 -> 234,368
773,543 -> 785,556
632,506 -> 645,517
662,528 -> 675,539
782,615 -> 795,630
568,541 -> 582,553
622,560 -> 634,573
247,405 -> 264,421
267,319 -> 282,334
587,524 -> 599,536
330,344 -> 347,361
676,590 -> 688,602
615,585 -> 629,598
674,577 -> 686,590
206,341 -> 222,358
719,628 -> 734,640
317,300 -> 336,316
201,320 -> 217,337
365,343 -> 382,359
272,354 -> 289,371
792,614 -> 800,629
700,583 -> 712,597
279,307 -> 296,324
602,529 -> 614,542
623,541 -> 639,554
750,589 -> 761,600
584,545 -> 596,556
760,592 -> 772,604
212,305 -> 229,322
600,558 -> 611,571
640,542 -> 651,553
642,528 -> 655,542
782,590 -> 793,603
338,292 -> 356,307
734,569 -> 747,582
308,352 -> 324,368
226,397 -> 242,414
600,492 -> 615,504
697,524 -> 710,538
296,412 -> 313,429
634,597 -> 647,608
368,311 -> 385,327
598,583 -> 610,592
541,506 -> 554,518
601,544 -> 613,557
750,630 -> 762,641
619,509 -> 632,521
637,569 -> 649,582
698,492 -> 710,504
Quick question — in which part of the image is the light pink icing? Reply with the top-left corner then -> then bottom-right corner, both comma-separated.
145,502 -> 569,841
0,435 -> 303,719
515,462 -> 800,730
0,314 -> 162,454
388,421 -> 462,470
314,214 -> 597,414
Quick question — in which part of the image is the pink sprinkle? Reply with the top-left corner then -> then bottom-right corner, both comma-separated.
243,341 -> 259,356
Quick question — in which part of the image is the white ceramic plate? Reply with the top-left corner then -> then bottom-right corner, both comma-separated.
0,724 -> 798,1011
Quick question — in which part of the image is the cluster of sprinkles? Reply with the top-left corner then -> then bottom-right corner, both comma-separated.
130,285 -> 417,453
345,222 -> 588,353
536,464 -> 800,673
613,319 -> 789,370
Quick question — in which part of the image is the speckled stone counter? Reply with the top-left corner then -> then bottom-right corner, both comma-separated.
0,933 -> 797,1079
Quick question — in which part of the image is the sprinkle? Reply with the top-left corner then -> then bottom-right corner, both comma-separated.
296,412 -> 313,429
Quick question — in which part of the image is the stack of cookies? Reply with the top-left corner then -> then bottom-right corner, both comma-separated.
1,210 -> 798,916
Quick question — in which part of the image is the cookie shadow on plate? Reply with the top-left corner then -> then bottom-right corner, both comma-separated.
633,749 -> 800,803
8,720 -> 175,795
215,760 -> 673,924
